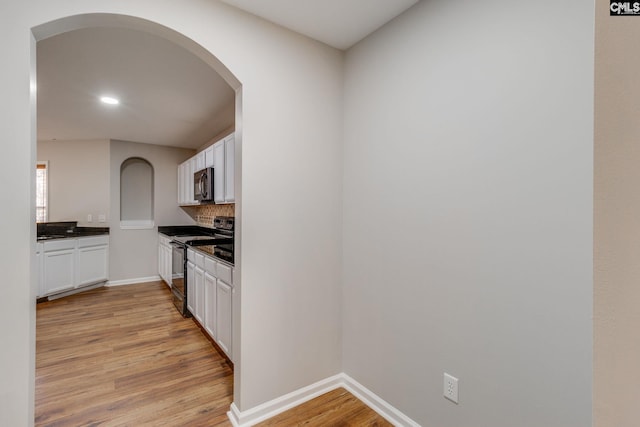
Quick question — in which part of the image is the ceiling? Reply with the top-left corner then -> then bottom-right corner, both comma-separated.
219,0 -> 418,50
37,27 -> 235,149
37,1 -> 418,149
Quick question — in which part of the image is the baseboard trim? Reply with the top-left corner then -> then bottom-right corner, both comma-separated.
106,276 -> 161,287
227,374 -> 343,427
226,373 -> 419,427
341,374 -> 421,427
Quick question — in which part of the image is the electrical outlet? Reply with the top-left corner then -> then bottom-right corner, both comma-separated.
98,214 -> 106,223
444,373 -> 459,404
87,214 -> 93,223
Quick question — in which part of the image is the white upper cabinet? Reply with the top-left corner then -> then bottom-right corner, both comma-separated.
189,157 -> 197,203
177,132 -> 235,206
213,140 -> 225,203
224,134 -> 235,203
213,133 -> 235,204
205,146 -> 214,168
178,160 -> 194,206
195,151 -> 205,172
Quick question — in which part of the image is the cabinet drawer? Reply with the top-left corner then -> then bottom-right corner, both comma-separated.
217,263 -> 232,285
77,235 -> 109,248
204,257 -> 216,275
187,248 -> 196,262
44,238 -> 76,252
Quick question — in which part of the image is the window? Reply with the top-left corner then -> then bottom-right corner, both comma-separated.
36,162 -> 48,223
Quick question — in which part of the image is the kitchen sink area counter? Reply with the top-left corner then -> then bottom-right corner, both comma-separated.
37,223 -> 110,300
37,221 -> 109,241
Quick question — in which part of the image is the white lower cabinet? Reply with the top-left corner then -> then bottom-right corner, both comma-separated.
204,271 -> 217,337
36,243 -> 44,297
186,248 -> 233,361
215,279 -> 232,357
40,235 -> 109,298
76,237 -> 109,287
43,244 -> 75,295
158,234 -> 172,287
194,260 -> 205,324
186,260 -> 195,314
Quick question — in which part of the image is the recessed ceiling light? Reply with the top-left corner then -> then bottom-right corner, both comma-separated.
100,96 -> 119,105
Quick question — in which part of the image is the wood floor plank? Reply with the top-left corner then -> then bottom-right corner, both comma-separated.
36,282 -> 234,427
36,281 -> 391,426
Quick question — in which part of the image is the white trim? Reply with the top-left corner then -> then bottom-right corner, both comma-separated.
341,374 -> 421,427
227,374 -> 343,427
45,281 -> 106,300
106,276 -> 161,287
120,220 -> 155,229
226,373 -> 420,427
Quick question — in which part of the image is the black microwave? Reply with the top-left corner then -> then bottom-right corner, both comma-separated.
194,167 -> 214,202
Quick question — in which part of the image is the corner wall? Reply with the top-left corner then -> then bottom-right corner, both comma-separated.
109,139 -> 195,282
342,1 -> 594,425
0,2 -> 344,424
594,1 -> 640,425
37,139 -> 110,226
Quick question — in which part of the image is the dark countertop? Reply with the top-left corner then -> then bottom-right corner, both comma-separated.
37,222 -> 109,241
158,225 -> 216,237
159,225 -> 234,266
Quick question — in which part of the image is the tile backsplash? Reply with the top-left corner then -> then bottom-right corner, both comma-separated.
182,204 -> 235,228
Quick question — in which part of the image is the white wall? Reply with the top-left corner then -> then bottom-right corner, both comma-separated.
0,25 -> 36,427
0,2 -> 344,425
594,0 -> 640,425
109,139 -> 194,282
37,139 -> 110,226
342,1 -> 593,426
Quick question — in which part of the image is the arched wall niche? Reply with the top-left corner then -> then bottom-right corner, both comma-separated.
120,157 -> 154,228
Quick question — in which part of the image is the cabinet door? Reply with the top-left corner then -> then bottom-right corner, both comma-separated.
76,244 -> 108,287
213,140 -> 225,203
186,261 -> 195,314
177,163 -> 183,204
224,134 -> 235,203
204,272 -> 216,338
205,146 -> 214,168
196,151 -> 205,172
164,246 -> 172,287
36,244 -> 44,297
194,266 -> 205,324
182,161 -> 190,205
216,280 -> 232,359
190,158 -> 198,203
159,244 -> 171,286
43,249 -> 75,295
158,244 -> 165,282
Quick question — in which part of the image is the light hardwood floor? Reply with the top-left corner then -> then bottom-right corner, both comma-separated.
36,281 -> 391,426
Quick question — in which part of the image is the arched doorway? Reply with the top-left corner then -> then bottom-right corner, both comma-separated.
31,12 -> 243,424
